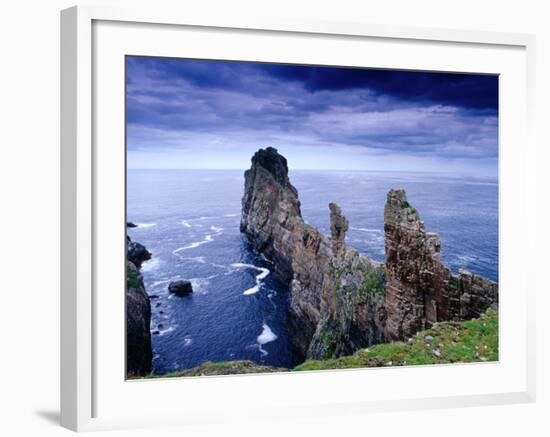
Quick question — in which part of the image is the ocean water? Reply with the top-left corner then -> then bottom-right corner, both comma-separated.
127,169 -> 498,374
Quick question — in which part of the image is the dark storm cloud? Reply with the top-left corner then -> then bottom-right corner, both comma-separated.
126,56 -> 498,162
261,64 -> 498,111
128,57 -> 498,110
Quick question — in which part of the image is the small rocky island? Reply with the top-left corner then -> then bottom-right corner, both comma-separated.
240,147 -> 498,360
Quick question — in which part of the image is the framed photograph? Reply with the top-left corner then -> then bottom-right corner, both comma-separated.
61,5 -> 536,431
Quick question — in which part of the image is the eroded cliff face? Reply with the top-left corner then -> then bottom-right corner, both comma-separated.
126,238 -> 153,377
384,189 -> 498,341
240,147 -> 386,360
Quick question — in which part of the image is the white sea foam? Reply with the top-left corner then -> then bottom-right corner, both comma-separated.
457,255 -> 477,263
183,337 -> 193,347
151,278 -> 174,287
136,223 -> 156,228
243,284 -> 261,295
230,263 -> 270,295
350,227 -> 382,234
141,257 -> 160,272
224,213 -> 238,217
173,235 -> 213,252
182,256 -> 206,264
157,326 -> 176,336
210,225 -> 223,232
189,277 -> 211,294
257,323 -> 277,356
181,220 -> 192,228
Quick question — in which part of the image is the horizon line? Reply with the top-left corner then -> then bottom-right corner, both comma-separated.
126,167 -> 498,177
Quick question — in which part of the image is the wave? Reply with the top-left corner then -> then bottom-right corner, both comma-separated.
181,221 -> 192,228
141,257 -> 161,272
135,223 -> 156,228
181,256 -> 206,264
157,326 -> 176,336
188,277 -> 212,294
183,337 -> 193,347
350,226 -> 382,234
173,235 -> 214,252
257,323 -> 278,356
456,254 -> 477,264
224,213 -> 239,217
173,225 -> 224,253
230,263 -> 270,295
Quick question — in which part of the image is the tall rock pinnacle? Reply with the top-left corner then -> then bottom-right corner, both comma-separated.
329,202 -> 349,258
383,189 -> 498,341
241,148 -> 386,359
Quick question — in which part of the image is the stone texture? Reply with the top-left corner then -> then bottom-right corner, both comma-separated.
240,147 -> 386,360
126,259 -> 152,376
168,279 -> 194,296
127,238 -> 152,269
384,189 -> 498,341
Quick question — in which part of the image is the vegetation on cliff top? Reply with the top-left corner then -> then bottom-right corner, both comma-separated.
294,309 -> 498,371
136,310 -> 497,378
144,360 -> 287,378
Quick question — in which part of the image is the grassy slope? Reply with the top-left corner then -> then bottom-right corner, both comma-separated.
146,360 -> 287,378
138,309 -> 498,378
294,309 -> 498,371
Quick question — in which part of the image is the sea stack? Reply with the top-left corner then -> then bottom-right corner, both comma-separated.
383,189 -> 498,341
126,236 -> 153,376
240,147 -> 387,359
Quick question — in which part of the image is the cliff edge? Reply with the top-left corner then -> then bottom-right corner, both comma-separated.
384,189 -> 498,341
126,236 -> 153,376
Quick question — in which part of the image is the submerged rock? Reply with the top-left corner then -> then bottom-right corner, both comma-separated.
127,222 -> 138,228
168,280 -> 194,296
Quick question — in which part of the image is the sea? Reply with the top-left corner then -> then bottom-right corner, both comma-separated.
127,169 -> 498,374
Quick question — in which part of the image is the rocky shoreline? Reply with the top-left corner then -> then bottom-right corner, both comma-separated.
240,147 -> 498,361
126,233 -> 153,377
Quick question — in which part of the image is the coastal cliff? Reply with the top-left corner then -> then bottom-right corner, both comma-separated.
241,147 -> 498,361
126,236 -> 153,376
241,147 -> 386,360
384,189 -> 498,341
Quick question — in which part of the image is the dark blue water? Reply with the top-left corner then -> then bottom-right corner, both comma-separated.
127,169 -> 498,373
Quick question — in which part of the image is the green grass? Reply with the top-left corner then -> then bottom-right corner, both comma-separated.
134,309 -> 498,378
127,266 -> 140,289
358,268 -> 386,297
145,360 -> 286,378
293,309 -> 498,371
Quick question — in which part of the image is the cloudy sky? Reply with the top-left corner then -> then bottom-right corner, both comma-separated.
126,56 -> 498,177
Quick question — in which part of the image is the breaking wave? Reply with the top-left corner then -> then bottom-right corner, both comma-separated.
257,323 -> 278,356
230,263 -> 270,295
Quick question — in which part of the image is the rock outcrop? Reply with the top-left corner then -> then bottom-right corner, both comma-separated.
384,189 -> 498,341
168,280 -> 194,296
240,147 -> 386,360
126,237 -> 153,376
127,240 -> 151,269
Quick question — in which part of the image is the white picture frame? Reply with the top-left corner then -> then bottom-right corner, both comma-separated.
60,5 -> 536,432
